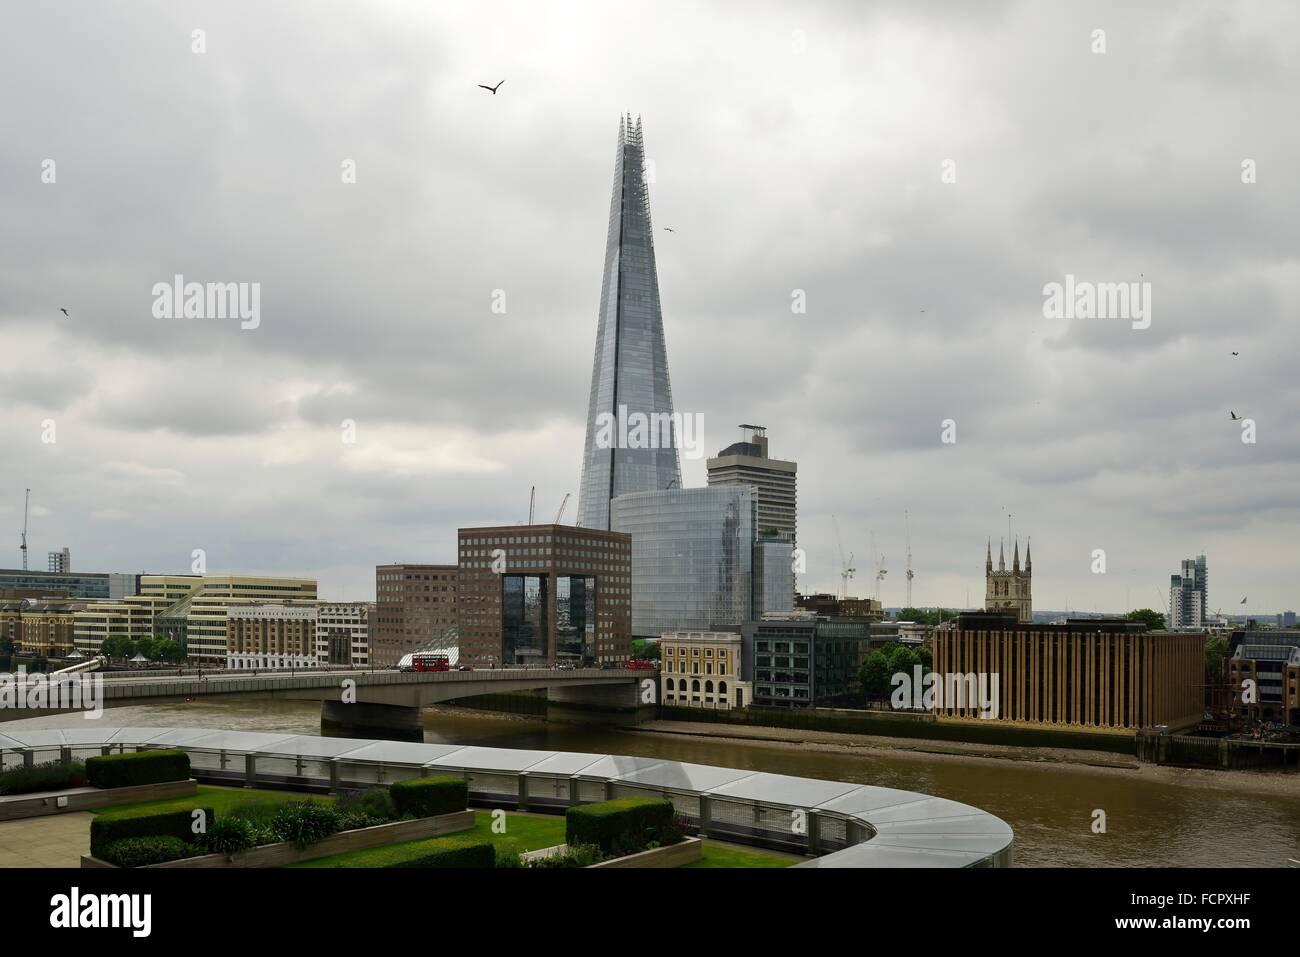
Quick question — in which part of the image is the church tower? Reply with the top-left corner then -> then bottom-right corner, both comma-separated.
985,536 -> 1032,622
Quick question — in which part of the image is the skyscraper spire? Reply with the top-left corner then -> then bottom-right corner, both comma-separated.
576,116 -> 681,529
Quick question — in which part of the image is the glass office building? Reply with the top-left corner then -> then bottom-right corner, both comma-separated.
611,486 -> 755,638
753,538 -> 795,617
577,116 -> 682,530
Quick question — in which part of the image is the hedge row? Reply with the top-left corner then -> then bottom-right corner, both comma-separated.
0,760 -> 86,796
90,805 -> 213,859
566,797 -> 676,854
389,776 -> 467,818
99,836 -> 193,868
86,749 -> 191,789
382,836 -> 494,869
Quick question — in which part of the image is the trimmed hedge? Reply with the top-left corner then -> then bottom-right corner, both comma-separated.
382,836 -> 494,869
566,797 -> 677,855
90,805 -> 214,859
389,776 -> 468,818
86,749 -> 191,789
0,760 -> 87,796
100,836 -> 194,868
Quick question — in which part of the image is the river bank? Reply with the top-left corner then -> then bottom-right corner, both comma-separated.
624,719 -> 1300,798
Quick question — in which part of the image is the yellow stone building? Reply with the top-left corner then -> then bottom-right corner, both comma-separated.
659,631 -> 751,710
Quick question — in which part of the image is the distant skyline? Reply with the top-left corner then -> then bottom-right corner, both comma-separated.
3,2 -> 1298,612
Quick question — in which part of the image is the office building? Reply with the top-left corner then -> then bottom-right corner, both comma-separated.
795,593 -> 883,620
931,613 -> 1204,730
753,538 -> 795,617
1169,555 -> 1208,630
1275,611 -> 1296,629
576,116 -> 682,530
372,565 -> 458,668
0,568 -> 139,601
706,425 -> 798,545
1,599 -> 88,658
660,631 -> 751,710
47,548 -> 71,574
985,538 -> 1032,623
317,601 -> 371,667
611,486 -> 756,638
226,603 -> 320,670
1227,630 -> 1300,724
742,614 -> 874,708
456,524 -> 632,667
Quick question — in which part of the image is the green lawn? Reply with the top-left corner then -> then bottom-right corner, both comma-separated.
681,841 -> 796,868
92,784 -> 333,819
290,810 -> 566,868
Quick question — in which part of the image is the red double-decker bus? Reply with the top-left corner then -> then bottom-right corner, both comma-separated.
407,653 -> 450,673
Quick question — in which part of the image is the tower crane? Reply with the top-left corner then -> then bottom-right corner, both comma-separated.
527,485 -> 535,525
555,492 -> 571,525
20,489 -> 30,571
904,509 -> 914,608
871,531 -> 888,604
832,514 -> 855,600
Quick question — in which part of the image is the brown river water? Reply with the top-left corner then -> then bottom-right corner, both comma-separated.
9,696 -> 1298,867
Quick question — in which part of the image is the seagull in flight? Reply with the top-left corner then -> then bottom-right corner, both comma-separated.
662,227 -> 674,233
1229,411 -> 1242,420
477,80 -> 505,94
1231,351 -> 1239,356
59,308 -> 69,317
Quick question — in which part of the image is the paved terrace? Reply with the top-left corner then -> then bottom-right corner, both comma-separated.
0,727 -> 1014,867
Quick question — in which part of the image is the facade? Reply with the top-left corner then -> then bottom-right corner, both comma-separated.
660,631 -> 751,710
0,568 -> 138,601
47,548 -> 71,574
1168,555 -> 1208,630
742,614 -> 873,707
226,603 -> 320,669
1,600 -> 87,658
985,538 -> 1032,623
706,425 -> 798,545
1227,630 -> 1300,724
456,524 -> 632,668
795,593 -> 884,620
316,602 -> 371,667
611,486 -> 755,638
931,613 -> 1204,730
576,115 -> 681,531
372,565 -> 458,668
753,538 -> 795,618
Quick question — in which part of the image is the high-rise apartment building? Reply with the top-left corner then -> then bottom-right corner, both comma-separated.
456,525 -> 631,667
577,116 -> 681,530
372,565 -> 457,668
1169,555 -> 1208,630
48,548 -> 71,574
706,425 -> 798,545
317,601 -> 371,667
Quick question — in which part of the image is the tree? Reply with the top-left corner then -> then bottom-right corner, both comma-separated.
858,650 -> 894,701
895,607 -> 954,626
631,640 -> 661,662
99,635 -> 132,660
153,639 -> 185,663
1127,608 -> 1166,631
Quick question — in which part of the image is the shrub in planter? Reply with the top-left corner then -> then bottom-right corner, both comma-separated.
525,844 -> 605,869
91,805 -> 214,859
85,749 -> 190,789
565,797 -> 678,856
335,786 -> 397,822
0,760 -> 87,796
389,776 -> 467,819
200,817 -> 259,856
382,836 -> 494,869
100,836 -> 195,868
269,801 -> 343,848
338,811 -> 385,832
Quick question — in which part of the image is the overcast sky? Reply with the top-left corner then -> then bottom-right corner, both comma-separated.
2,1 -> 1297,615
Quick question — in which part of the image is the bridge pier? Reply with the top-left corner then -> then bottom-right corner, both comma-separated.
320,700 -> 423,742
545,680 -> 655,726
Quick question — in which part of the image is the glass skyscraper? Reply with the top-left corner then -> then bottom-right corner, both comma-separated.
611,486 -> 755,638
577,116 -> 681,530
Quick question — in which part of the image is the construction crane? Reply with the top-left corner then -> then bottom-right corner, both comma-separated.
555,492 -> 571,525
871,531 -> 888,604
527,486 -> 535,525
904,509 -> 914,608
20,488 -> 30,570
832,514 -> 855,600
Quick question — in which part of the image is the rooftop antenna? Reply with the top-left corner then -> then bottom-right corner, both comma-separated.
904,509 -> 914,608
20,488 -> 30,570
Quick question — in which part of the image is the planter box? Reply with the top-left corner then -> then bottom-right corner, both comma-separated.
523,837 -> 702,869
80,808 -> 476,869
0,779 -> 197,822
589,837 -> 701,869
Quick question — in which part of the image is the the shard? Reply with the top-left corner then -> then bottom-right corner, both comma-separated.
577,115 -> 681,529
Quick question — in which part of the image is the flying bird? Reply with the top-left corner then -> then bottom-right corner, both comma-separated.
1240,596 -> 1247,604
59,308 -> 69,317
1231,351 -> 1239,356
1229,411 -> 1242,420
477,80 -> 504,94
662,227 -> 674,232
